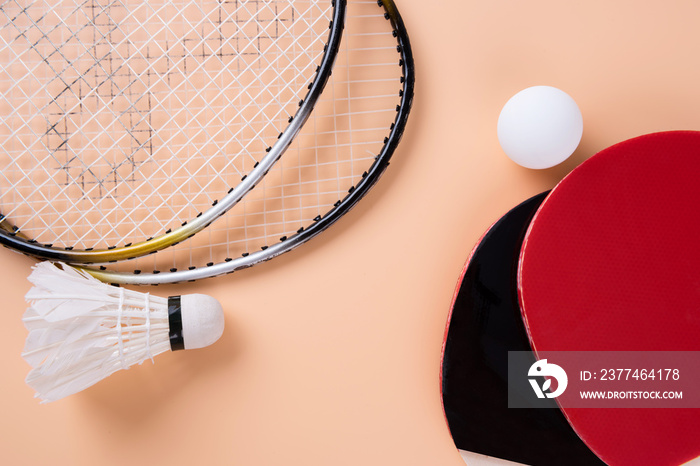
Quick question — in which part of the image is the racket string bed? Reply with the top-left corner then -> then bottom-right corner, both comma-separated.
0,0 -> 345,262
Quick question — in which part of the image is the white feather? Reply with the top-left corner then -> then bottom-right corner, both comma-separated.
26,262 -> 126,320
23,262 -> 170,403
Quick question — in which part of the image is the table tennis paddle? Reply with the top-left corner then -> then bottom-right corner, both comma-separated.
441,193 -> 604,465
519,131 -> 700,466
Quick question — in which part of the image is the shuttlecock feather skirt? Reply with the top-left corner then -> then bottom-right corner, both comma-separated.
23,262 -> 183,402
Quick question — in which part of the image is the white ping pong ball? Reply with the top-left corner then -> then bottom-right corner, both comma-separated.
497,86 -> 583,169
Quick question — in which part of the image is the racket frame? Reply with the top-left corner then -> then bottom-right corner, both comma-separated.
85,0 -> 415,285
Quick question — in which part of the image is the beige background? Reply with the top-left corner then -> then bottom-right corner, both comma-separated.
2,1 -> 700,465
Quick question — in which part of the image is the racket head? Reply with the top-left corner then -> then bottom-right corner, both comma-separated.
0,0 -> 345,263
84,0 -> 415,285
441,192 -> 604,466
518,131 -> 700,466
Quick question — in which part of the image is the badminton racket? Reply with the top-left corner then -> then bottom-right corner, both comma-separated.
80,0 -> 415,285
0,0 -> 345,262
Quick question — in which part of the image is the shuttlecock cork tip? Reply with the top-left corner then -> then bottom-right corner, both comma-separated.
178,294 -> 225,350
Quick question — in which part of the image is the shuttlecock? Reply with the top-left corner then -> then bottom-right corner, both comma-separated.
22,262 -> 225,403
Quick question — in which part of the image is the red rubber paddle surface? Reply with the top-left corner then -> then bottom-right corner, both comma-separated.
519,131 -> 700,466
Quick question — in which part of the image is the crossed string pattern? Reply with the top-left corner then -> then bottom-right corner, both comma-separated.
0,0 -> 332,249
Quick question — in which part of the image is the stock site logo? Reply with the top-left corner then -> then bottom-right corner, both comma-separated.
528,359 -> 568,398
